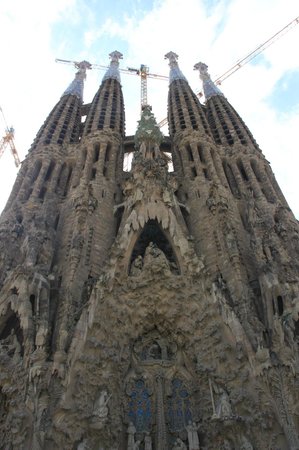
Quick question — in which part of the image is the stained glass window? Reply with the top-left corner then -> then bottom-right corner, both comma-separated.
128,379 -> 152,432
167,378 -> 192,431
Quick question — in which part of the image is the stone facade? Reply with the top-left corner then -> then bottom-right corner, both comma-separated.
0,51 -> 299,449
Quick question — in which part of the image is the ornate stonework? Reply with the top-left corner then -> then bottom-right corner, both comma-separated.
0,52 -> 299,449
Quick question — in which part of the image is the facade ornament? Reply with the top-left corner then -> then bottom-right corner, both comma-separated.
102,50 -> 123,83
172,437 -> 187,449
216,389 -> 233,419
144,431 -> 152,450
143,242 -> 171,275
185,420 -> 200,449
77,438 -> 90,450
240,435 -> 254,450
130,255 -> 143,276
127,422 -> 137,450
93,389 -> 111,419
206,182 -> 228,214
194,61 -> 224,100
134,105 -> 163,151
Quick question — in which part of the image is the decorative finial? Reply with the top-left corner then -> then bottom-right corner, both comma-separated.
194,62 -> 224,100
135,105 -> 163,147
164,51 -> 188,84
102,50 -> 123,83
62,60 -> 91,100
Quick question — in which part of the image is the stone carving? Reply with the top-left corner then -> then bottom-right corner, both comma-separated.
93,389 -> 111,419
172,437 -> 187,449
143,242 -> 171,274
127,422 -> 137,450
0,329 -> 21,363
69,232 -> 84,279
217,390 -> 233,419
221,440 -> 232,450
134,332 -> 177,363
1,50 -> 299,450
240,435 -> 253,450
144,431 -> 152,450
206,182 -> 228,215
185,421 -> 200,450
77,438 -> 90,450
211,383 -> 233,420
130,255 -> 143,276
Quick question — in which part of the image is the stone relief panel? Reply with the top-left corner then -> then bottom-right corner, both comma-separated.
123,331 -> 199,449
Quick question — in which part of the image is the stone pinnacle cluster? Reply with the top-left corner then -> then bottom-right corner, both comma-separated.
0,50 -> 298,450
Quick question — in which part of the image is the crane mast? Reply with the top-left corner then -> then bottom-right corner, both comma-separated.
57,59 -> 168,112
0,107 -> 20,167
57,15 -> 299,128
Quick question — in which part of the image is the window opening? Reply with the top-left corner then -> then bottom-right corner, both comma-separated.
128,379 -> 152,432
105,143 -> 111,162
123,152 -> 133,172
94,144 -> 100,162
237,160 -> 249,181
30,295 -> 36,315
222,160 -> 240,197
44,161 -> 55,182
277,296 -> 284,316
186,145 -> 194,161
191,167 -> 197,178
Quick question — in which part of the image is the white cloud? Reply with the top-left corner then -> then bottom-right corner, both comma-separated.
0,0 -> 299,219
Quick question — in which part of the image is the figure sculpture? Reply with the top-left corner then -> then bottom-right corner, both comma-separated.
130,255 -> 143,276
144,432 -> 152,450
94,390 -> 110,419
127,422 -> 137,450
172,437 -> 187,449
216,390 -> 232,419
186,421 -> 200,449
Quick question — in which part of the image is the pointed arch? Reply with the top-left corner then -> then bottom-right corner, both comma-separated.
128,220 -> 181,275
0,306 -> 24,356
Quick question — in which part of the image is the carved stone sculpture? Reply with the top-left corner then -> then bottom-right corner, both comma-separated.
93,389 -> 110,419
127,422 -> 137,450
186,421 -> 200,450
172,437 -> 187,450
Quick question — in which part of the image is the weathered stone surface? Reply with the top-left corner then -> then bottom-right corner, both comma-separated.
0,54 -> 299,449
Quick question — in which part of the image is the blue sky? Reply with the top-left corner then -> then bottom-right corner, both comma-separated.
0,0 -> 299,217
267,69 -> 299,113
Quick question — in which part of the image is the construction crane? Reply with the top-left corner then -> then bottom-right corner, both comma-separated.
56,59 -> 168,111
157,15 -> 299,128
211,15 -> 299,89
0,107 -> 20,167
126,64 -> 168,110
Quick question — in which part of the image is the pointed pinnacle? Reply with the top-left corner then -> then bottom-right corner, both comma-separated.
62,60 -> 91,100
194,62 -> 224,100
165,51 -> 188,84
102,50 -> 123,83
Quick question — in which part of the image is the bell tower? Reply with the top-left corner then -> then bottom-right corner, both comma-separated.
0,51 -> 299,450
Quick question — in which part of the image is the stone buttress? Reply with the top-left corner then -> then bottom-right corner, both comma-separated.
0,51 -> 299,450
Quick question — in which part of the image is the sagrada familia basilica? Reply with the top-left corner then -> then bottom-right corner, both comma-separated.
0,50 -> 299,449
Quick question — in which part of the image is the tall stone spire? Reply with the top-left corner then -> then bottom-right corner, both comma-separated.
30,62 -> 89,150
165,51 -> 210,138
164,51 -> 188,84
83,50 -> 125,136
194,62 -> 224,100
195,61 -> 261,150
62,60 -> 91,100
102,50 -> 123,83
